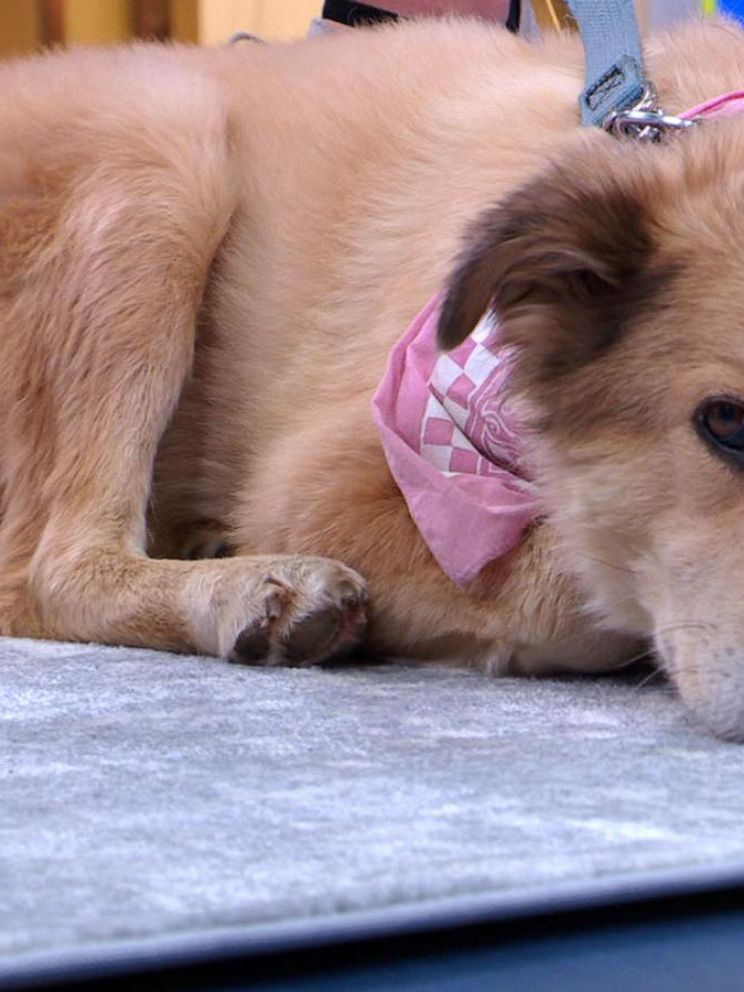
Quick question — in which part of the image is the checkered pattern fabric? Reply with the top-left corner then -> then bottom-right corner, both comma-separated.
372,294 -> 539,585
422,312 -> 524,478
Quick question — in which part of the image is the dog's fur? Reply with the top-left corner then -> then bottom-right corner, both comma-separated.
3,16 -> 744,738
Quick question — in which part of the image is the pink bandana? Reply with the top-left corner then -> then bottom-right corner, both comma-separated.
373,294 -> 538,585
373,91 -> 744,586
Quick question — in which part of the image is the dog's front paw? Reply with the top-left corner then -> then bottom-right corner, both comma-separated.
228,558 -> 368,667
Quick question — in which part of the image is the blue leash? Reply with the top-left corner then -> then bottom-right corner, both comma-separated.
565,0 -> 646,127
564,0 -> 696,139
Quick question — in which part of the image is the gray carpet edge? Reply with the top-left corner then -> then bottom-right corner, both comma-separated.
4,858 -> 744,985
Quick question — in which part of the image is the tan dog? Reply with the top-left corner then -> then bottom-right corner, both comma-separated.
2,16 -> 744,738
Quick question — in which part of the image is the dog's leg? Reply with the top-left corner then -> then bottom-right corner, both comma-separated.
233,402 -> 636,671
0,98 -> 366,664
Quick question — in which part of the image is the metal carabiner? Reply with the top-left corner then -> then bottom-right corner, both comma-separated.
603,85 -> 700,142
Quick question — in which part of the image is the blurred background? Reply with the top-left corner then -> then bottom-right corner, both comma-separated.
0,0 -> 738,59
0,0 -> 320,55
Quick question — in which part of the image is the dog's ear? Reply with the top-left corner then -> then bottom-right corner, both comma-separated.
437,154 -> 662,387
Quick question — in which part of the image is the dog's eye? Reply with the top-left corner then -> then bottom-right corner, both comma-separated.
697,398 -> 744,457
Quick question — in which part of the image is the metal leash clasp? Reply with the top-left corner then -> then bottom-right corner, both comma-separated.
603,85 -> 699,142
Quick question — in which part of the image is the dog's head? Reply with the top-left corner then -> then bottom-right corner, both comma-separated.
439,120 -> 744,740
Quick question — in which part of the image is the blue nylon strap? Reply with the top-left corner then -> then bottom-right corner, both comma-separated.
564,0 -> 648,128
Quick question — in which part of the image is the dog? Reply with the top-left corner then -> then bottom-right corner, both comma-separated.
2,15 -> 744,739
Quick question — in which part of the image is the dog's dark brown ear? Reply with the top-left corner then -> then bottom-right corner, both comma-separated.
437,157 -> 661,385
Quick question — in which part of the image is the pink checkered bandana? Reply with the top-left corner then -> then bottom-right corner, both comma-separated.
373,293 -> 539,585
372,90 -> 744,586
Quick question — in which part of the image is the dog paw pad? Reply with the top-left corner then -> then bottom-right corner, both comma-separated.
230,622 -> 271,664
227,561 -> 367,667
282,606 -> 343,664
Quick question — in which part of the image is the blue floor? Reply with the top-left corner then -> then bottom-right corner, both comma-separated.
219,907 -> 744,992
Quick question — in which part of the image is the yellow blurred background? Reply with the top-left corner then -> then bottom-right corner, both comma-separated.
0,0 -> 321,56
0,0 -> 692,59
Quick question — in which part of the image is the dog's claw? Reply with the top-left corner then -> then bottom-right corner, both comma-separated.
265,585 -> 286,621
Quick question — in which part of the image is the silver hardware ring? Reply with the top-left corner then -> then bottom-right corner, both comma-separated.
606,108 -> 699,141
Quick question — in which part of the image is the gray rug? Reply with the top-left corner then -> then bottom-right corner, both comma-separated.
3,637 -> 744,973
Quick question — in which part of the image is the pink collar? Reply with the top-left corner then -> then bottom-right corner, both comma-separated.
373,91 -> 744,586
